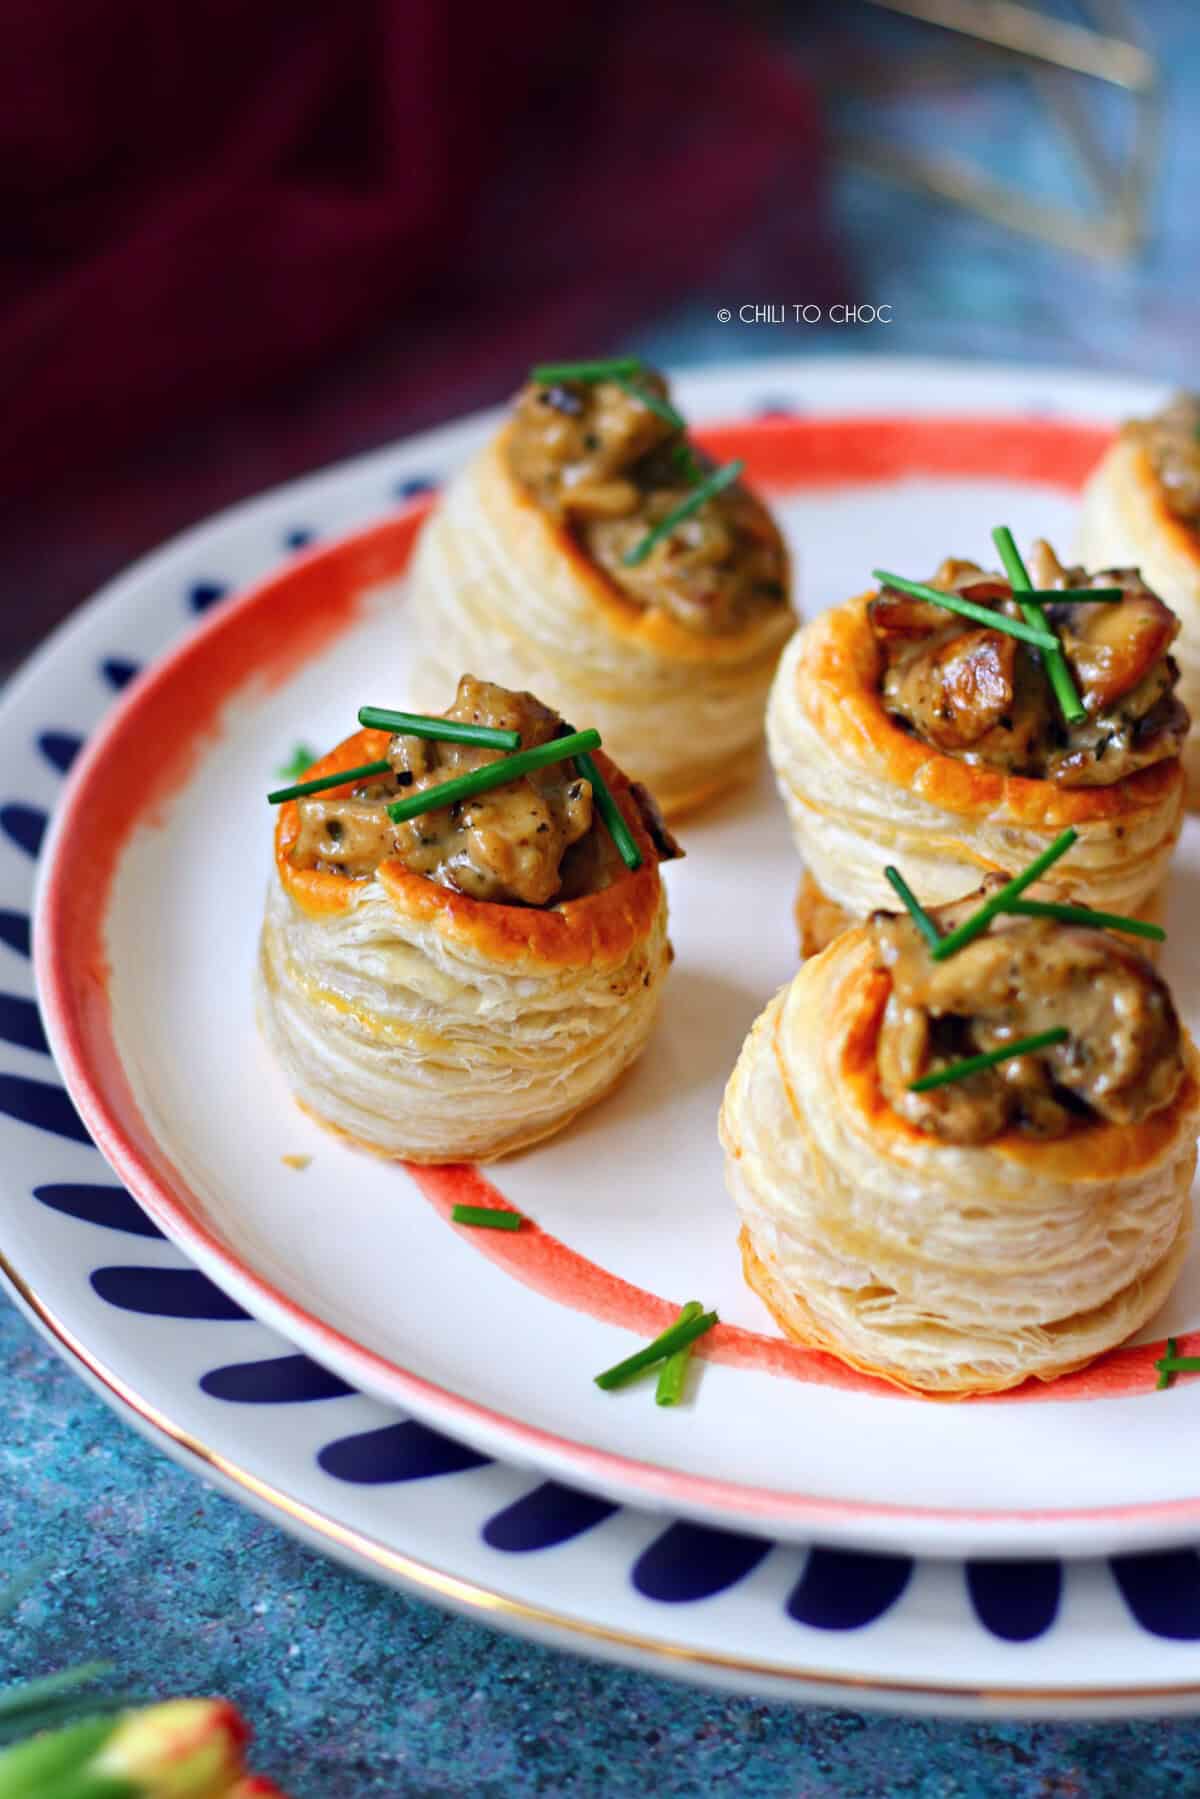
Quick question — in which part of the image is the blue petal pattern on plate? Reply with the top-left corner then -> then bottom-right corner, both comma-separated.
0,912 -> 31,958
394,476 -> 438,499
1111,1551 -> 1200,1640
201,1353 -> 354,1404
632,1522 -> 771,1602
482,1482 -> 619,1552
0,1075 -> 91,1142
189,582 -> 227,613
91,1266 -> 252,1322
101,658 -> 141,690
285,528 -> 316,551
37,731 -> 84,775
0,995 -> 48,1055
1,805 -> 47,859
966,1559 -> 1061,1642
786,1547 -> 913,1630
318,1420 -> 491,1483
33,1183 -> 165,1240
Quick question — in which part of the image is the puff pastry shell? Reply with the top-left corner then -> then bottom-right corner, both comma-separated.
720,926 -> 1200,1397
1078,435 -> 1200,803
408,428 -> 795,816
767,598 -> 1185,950
258,732 -> 671,1162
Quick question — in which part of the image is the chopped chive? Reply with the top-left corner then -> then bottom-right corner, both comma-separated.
623,460 -> 745,567
1006,898 -> 1165,941
672,441 -> 706,485
1156,1357 -> 1200,1376
277,742 -> 319,781
386,729 -> 601,824
883,865 -> 941,952
908,1027 -> 1068,1093
656,1302 -> 703,1406
1158,1337 -> 1179,1389
1025,588 -> 1125,603
269,757 -> 392,805
575,750 -> 642,872
594,1308 -> 718,1390
930,828 -> 1078,961
357,707 -> 521,751
872,570 -> 1058,652
450,1204 -> 523,1231
992,527 -> 1086,725
613,373 -> 686,432
531,357 -> 643,384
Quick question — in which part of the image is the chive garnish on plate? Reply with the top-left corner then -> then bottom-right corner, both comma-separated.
594,1308 -> 718,1391
883,865 -> 941,952
385,729 -> 601,824
655,1302 -> 704,1406
1158,1338 -> 1180,1389
450,1204 -> 523,1231
623,460 -> 745,568
357,707 -> 521,751
992,526 -> 1086,725
871,571 -> 1058,652
575,749 -> 642,872
268,757 -> 392,805
907,1028 -> 1069,1093
930,828 -> 1078,961
531,357 -> 643,384
614,373 -> 686,432
1005,899 -> 1165,942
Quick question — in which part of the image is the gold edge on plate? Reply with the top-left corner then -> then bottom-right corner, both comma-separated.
4,1247 -> 1200,1710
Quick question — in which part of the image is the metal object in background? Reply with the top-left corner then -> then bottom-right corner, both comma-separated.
846,0 -> 1162,261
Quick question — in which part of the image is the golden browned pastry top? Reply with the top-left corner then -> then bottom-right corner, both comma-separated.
797,588 -> 1184,826
505,364 -> 788,639
870,544 -> 1188,788
869,888 -> 1185,1146
1124,391 -> 1200,531
831,928 -> 1197,1180
275,678 -> 677,970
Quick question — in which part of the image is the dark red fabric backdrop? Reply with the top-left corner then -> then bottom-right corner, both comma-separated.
0,0 -> 839,659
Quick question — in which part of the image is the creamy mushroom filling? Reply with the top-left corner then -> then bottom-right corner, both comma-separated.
506,368 -> 787,635
1127,391 -> 1200,527
871,889 -> 1184,1145
870,543 -> 1188,785
290,676 -> 679,906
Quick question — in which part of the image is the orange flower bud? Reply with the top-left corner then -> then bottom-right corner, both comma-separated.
92,1699 -> 250,1796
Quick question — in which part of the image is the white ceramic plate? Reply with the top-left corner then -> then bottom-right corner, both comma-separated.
31,358 -> 1200,1565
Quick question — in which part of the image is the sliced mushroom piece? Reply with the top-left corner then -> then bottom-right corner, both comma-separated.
1053,587 -> 1178,713
882,625 -> 1020,752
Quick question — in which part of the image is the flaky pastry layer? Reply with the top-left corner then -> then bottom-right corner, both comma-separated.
766,599 -> 1185,924
720,928 -> 1199,1397
407,430 -> 795,816
259,734 -> 671,1161
1078,436 -> 1200,805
